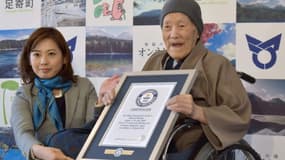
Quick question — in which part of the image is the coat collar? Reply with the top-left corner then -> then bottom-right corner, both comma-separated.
31,82 -> 79,128
161,40 -> 207,69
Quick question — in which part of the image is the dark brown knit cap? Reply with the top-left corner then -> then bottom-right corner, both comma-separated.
160,0 -> 204,36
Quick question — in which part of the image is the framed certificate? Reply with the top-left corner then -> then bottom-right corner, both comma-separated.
77,69 -> 197,160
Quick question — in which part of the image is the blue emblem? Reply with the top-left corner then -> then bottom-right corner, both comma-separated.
246,34 -> 282,69
136,89 -> 158,107
67,36 -> 77,61
114,148 -> 124,157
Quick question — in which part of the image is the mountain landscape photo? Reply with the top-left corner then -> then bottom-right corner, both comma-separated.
244,79 -> 285,136
237,0 -> 285,22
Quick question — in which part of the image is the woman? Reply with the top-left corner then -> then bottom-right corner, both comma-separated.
10,27 -> 101,160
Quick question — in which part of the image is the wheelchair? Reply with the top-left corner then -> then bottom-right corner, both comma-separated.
162,119 -> 262,160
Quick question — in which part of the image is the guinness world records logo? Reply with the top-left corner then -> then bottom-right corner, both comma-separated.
136,89 -> 158,107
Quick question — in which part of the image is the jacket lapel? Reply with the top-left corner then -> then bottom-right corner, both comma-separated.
64,83 -> 79,128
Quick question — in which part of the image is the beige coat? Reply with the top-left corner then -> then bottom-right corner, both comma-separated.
142,41 -> 251,151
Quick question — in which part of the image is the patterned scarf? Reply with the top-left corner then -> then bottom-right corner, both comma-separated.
33,76 -> 72,131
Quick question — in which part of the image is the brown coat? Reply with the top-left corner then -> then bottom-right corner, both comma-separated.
142,41 -> 251,151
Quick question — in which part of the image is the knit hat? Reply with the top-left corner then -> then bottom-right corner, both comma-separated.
160,0 -> 204,36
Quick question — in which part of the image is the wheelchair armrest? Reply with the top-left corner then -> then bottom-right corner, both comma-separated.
184,118 -> 200,126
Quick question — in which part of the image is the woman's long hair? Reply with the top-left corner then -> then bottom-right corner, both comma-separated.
18,27 -> 77,84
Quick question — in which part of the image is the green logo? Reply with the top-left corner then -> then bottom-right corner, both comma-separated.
1,80 -> 19,125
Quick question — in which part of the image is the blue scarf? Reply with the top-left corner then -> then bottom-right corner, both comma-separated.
33,76 -> 72,131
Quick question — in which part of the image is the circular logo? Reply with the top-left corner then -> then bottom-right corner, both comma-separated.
136,89 -> 158,107
114,148 -> 124,157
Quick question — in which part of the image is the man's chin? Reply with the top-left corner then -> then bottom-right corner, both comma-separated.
168,51 -> 186,59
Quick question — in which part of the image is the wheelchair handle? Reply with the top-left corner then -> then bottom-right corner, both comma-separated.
236,71 -> 256,84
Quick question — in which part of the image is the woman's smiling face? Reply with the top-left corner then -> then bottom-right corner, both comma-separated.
30,38 -> 66,79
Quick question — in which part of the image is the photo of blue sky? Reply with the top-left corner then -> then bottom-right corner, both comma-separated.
205,23 -> 235,62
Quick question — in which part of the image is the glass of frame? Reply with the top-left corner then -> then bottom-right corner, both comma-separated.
77,69 -> 197,160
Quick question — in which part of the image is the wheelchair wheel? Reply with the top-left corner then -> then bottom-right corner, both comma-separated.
194,140 -> 261,160
193,142 -> 220,160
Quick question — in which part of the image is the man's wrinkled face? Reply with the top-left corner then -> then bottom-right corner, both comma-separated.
162,12 -> 199,61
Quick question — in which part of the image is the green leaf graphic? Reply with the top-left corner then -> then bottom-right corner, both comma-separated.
94,5 -> 103,18
93,0 -> 102,5
1,80 -> 19,125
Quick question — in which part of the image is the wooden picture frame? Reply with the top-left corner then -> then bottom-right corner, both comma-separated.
77,69 -> 197,160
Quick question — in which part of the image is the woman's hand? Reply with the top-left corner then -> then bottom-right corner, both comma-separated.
31,144 -> 73,160
166,94 -> 208,124
98,75 -> 120,106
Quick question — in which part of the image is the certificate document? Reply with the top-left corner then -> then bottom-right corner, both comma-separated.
100,82 -> 177,148
77,70 -> 197,160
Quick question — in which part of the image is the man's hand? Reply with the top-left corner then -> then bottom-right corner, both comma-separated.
98,75 -> 120,105
166,94 -> 208,124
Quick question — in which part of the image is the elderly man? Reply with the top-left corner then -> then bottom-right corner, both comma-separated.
100,0 -> 251,159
